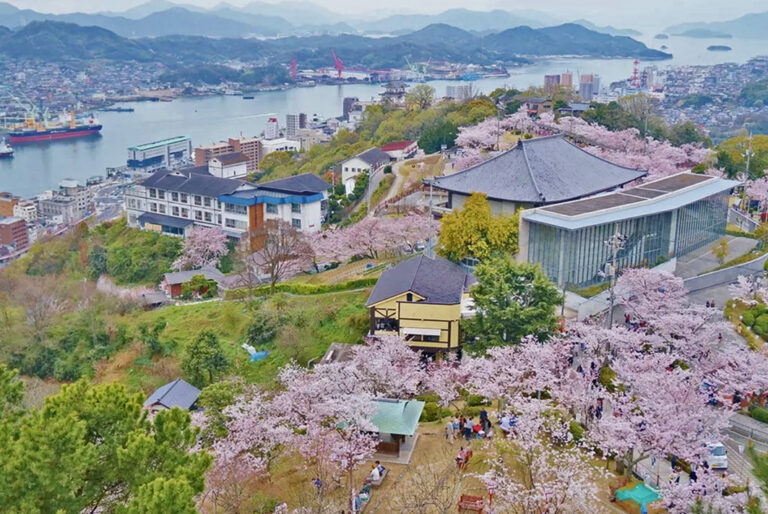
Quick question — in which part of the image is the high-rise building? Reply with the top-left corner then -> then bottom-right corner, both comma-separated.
0,192 -> 18,218
560,73 -> 573,88
578,74 -> 600,101
285,113 -> 307,139
195,137 -> 262,173
544,74 -> 561,91
265,117 -> 279,140
343,97 -> 359,121
446,84 -> 473,101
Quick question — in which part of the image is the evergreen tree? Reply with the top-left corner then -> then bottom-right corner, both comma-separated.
182,330 -> 229,386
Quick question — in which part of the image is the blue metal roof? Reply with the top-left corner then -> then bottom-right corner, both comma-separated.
220,192 -> 324,206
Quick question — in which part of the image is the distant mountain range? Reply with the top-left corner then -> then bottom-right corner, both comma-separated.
666,11 -> 768,39
570,19 -> 642,37
0,0 -> 650,41
0,20 -> 671,67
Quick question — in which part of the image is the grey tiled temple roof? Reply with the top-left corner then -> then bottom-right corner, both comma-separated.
433,135 -> 647,205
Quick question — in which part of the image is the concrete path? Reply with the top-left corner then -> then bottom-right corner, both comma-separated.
676,236 -> 757,279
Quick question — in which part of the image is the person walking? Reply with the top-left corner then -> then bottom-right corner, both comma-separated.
464,417 -> 473,442
445,418 -> 455,443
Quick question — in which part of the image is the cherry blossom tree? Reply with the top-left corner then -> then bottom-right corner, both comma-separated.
307,213 -> 438,263
455,117 -> 500,150
173,226 -> 229,271
729,274 -> 768,306
747,177 -> 768,211
251,219 -> 313,289
454,148 -> 486,171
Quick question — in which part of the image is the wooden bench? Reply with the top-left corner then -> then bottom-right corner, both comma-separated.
458,494 -> 484,513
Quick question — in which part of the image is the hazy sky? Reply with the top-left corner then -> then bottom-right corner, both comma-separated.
10,0 -> 766,27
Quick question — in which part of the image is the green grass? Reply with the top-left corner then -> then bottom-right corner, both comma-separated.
370,174 -> 394,208
568,282 -> 610,298
95,289 -> 371,389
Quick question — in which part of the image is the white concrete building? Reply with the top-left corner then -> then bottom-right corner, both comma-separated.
296,128 -> 331,151
265,117 -> 279,139
13,200 -> 37,222
340,147 -> 390,196
208,152 -> 248,179
261,137 -> 300,158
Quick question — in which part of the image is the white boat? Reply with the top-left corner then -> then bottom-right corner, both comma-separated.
0,138 -> 13,159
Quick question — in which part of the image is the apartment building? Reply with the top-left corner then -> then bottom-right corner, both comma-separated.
0,192 -> 18,217
0,216 -> 29,250
12,200 -> 37,222
194,136 -> 262,173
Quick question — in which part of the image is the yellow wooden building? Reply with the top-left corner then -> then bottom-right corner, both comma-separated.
366,254 -> 475,353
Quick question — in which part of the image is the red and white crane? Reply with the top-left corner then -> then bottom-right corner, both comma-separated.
331,49 -> 344,79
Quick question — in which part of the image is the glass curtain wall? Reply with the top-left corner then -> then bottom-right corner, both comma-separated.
526,192 -> 729,289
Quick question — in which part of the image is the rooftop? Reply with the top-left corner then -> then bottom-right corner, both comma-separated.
220,173 -> 329,206
129,136 -> 190,152
212,152 -> 248,165
522,172 -> 740,230
138,212 -> 194,230
380,140 -> 416,152
140,168 -> 248,198
366,254 -> 474,306
143,378 -> 200,410
345,147 -> 391,167
0,216 -> 23,225
371,398 -> 425,436
431,135 -> 647,205
163,266 -> 225,285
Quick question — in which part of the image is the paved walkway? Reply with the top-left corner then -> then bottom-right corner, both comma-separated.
676,236 -> 757,279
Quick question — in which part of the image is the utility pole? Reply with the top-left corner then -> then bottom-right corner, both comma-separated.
605,224 -> 626,329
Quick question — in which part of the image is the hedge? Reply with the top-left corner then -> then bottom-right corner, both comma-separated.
569,420 -> 585,442
726,228 -> 757,240
750,406 -> 768,424
225,277 -> 377,299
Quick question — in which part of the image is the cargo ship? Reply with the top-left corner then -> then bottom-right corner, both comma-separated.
0,138 -> 12,158
9,111 -> 102,143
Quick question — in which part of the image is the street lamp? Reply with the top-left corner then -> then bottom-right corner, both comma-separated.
604,224 -> 627,329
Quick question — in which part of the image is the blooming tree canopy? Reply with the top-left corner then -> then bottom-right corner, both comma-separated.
173,226 -> 229,271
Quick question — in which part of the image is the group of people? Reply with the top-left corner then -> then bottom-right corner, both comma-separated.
445,408 -> 494,443
367,461 -> 386,483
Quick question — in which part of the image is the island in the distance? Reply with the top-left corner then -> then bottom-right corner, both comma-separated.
707,45 -> 732,51
674,28 -> 733,38
654,33 -> 669,39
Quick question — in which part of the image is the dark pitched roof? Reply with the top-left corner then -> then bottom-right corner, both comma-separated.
138,212 -> 194,229
366,254 -> 473,306
143,378 -> 201,410
141,168 -> 245,197
432,135 -> 647,205
163,266 -> 225,285
213,152 -> 248,165
257,173 -> 329,195
346,147 -> 390,167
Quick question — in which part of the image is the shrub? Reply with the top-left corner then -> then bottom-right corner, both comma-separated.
754,314 -> 768,338
466,394 -> 487,406
750,406 -> 768,424
569,420 -> 584,442
598,366 -> 617,393
459,405 -> 484,417
244,310 -> 278,347
416,392 -> 441,404
742,311 -> 756,327
420,402 -> 441,422
383,165 -> 392,174
225,277 -> 377,299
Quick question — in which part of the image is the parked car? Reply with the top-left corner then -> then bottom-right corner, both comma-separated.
707,442 -> 728,470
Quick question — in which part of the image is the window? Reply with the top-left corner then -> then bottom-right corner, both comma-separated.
181,208 -> 189,217
406,293 -> 413,302
204,212 -> 212,222
172,206 -> 179,216
292,219 -> 301,229
225,218 -> 248,230
204,197 -> 211,207
158,204 -> 166,214
224,203 -> 248,215
266,204 -> 278,214
194,195 -> 202,206
195,210 -> 202,221
150,202 -> 157,212
171,192 -> 179,202
291,203 -> 301,214
180,193 -> 188,203
158,190 -> 165,199
149,188 -> 157,199
217,214 -> 222,224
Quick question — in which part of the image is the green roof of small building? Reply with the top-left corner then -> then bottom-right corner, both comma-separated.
129,135 -> 190,151
371,399 -> 425,436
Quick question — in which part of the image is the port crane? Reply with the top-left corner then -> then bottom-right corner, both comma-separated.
290,58 -> 298,79
331,49 -> 344,79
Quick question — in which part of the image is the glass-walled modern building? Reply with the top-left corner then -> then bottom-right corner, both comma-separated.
518,173 -> 738,288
